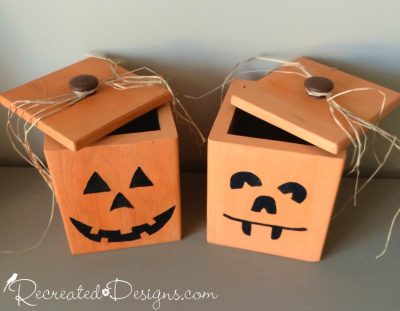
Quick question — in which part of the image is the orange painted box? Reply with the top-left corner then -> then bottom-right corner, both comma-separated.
44,104 -> 181,254
0,57 -> 182,255
207,58 -> 400,262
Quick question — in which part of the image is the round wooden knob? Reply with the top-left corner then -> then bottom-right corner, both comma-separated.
304,76 -> 334,98
69,74 -> 99,93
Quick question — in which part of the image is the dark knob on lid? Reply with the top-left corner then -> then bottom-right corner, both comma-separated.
69,74 -> 99,93
304,76 -> 334,98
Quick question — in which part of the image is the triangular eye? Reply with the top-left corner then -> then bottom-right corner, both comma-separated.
130,167 -> 153,188
83,172 -> 111,194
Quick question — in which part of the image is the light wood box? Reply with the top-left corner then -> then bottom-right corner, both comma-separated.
207,80 -> 346,262
44,104 -> 181,254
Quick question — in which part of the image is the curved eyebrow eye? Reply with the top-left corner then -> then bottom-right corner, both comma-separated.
230,172 -> 262,189
278,182 -> 307,203
130,167 -> 153,188
83,172 -> 111,194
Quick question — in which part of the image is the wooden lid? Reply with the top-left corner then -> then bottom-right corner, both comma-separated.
231,57 -> 400,154
0,57 -> 171,151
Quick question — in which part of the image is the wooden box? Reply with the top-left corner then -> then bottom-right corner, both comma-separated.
44,104 -> 181,254
207,80 -> 345,261
207,57 -> 400,262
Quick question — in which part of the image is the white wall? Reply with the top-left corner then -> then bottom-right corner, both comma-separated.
1,0 -> 399,175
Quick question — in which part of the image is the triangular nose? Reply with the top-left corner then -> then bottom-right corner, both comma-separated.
110,192 -> 133,211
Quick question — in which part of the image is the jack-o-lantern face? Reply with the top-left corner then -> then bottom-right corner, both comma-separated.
207,137 -> 345,262
207,82 -> 346,262
223,171 -> 307,240
44,105 -> 181,255
70,167 -> 175,242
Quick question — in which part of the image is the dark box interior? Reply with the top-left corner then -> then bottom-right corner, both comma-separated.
228,108 -> 310,145
109,109 -> 160,136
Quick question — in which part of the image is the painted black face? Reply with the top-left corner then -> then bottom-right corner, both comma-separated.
70,167 -> 175,242
224,171 -> 307,240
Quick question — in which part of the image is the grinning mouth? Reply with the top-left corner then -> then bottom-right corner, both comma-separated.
70,206 -> 175,242
223,213 -> 307,240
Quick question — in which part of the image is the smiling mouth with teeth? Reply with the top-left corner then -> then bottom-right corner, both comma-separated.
223,213 -> 307,240
70,206 -> 175,242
